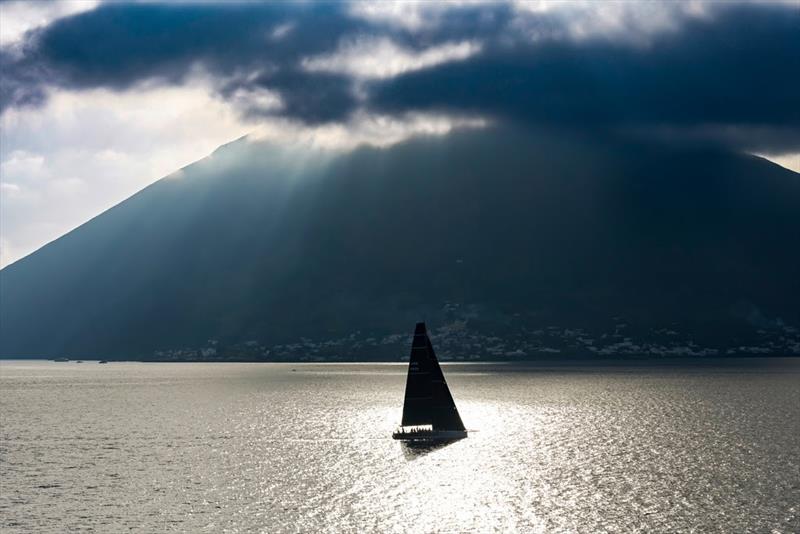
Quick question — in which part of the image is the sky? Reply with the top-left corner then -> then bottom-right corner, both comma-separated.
1,0 -> 798,268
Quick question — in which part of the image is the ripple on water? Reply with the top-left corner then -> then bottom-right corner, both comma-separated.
1,360 -> 799,533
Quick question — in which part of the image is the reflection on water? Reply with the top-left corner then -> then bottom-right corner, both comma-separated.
1,360 -> 798,533
400,438 -> 463,461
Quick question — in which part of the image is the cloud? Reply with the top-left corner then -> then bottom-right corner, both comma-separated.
0,2 -> 365,121
0,0 -> 99,46
348,1 -> 507,33
368,3 -> 800,154
509,0 -> 710,43
302,38 -> 482,80
0,1 -> 796,154
0,1 -> 506,124
247,110 -> 488,150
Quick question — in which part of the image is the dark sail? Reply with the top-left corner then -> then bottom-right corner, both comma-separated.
400,322 -> 465,431
426,334 -> 466,431
400,323 -> 434,426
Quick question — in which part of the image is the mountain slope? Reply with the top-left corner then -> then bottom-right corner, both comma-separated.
2,128 -> 798,359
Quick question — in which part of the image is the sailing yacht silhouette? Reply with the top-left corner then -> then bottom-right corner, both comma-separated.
393,322 -> 468,442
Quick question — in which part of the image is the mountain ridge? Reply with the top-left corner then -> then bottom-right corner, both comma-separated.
2,127 -> 798,360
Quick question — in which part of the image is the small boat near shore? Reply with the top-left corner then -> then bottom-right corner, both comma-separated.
393,322 -> 468,442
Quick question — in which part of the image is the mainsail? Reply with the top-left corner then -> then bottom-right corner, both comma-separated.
400,322 -> 465,431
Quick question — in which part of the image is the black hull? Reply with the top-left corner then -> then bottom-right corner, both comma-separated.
392,429 -> 468,441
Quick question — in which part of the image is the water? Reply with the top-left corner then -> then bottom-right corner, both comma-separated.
1,360 -> 798,533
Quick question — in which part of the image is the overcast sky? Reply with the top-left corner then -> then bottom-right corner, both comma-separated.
1,0 -> 798,268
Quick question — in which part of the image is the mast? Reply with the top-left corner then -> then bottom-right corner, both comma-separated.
400,322 -> 465,431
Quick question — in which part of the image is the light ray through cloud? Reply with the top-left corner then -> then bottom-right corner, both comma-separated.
0,0 -> 798,268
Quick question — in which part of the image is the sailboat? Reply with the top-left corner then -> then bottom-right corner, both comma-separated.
392,322 -> 468,441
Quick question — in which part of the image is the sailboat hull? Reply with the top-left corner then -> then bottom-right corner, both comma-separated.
392,429 -> 468,441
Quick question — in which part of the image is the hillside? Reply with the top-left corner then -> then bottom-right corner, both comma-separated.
2,127 -> 798,360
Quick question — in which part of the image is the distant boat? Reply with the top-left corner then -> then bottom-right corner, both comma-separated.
392,322 -> 467,442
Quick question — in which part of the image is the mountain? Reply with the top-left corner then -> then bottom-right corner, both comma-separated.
1,127 -> 798,360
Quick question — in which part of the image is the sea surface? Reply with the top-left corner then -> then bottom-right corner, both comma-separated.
1,359 -> 798,533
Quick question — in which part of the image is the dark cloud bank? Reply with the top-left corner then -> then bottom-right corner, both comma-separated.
2,1 -> 798,153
